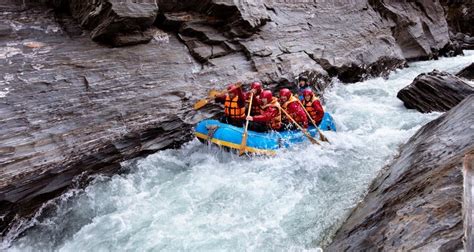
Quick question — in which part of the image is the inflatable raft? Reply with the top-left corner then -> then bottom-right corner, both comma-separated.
194,112 -> 336,155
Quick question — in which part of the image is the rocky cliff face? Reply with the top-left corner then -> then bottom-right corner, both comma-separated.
440,0 -> 473,36
326,95 -> 474,251
52,0 -> 460,83
0,0 -> 465,235
440,0 -> 474,50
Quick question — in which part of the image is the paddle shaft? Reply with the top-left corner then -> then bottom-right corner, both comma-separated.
239,93 -> 253,155
296,99 -> 329,143
280,108 -> 320,145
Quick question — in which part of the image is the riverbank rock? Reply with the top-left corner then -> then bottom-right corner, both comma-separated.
397,70 -> 474,113
463,153 -> 474,252
441,0 -> 474,50
326,95 -> 474,251
0,0 -> 465,236
456,63 -> 474,80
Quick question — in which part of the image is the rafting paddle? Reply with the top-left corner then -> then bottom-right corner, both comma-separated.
193,83 -> 243,110
239,93 -> 253,155
281,108 -> 320,145
296,99 -> 330,143
193,89 -> 223,110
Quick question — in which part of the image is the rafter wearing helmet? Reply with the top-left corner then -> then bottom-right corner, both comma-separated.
214,84 -> 246,127
297,75 -> 311,100
246,81 -> 263,116
246,90 -> 282,132
301,89 -> 324,126
279,88 -> 308,129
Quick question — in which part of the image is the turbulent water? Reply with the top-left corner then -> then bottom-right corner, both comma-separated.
4,52 -> 474,251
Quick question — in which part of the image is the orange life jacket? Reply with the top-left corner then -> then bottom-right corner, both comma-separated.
261,98 -> 282,130
224,95 -> 245,119
303,96 -> 321,121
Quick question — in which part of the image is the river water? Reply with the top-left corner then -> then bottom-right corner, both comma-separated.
4,52 -> 474,251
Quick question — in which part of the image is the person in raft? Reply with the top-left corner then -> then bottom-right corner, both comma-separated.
214,83 -> 246,127
297,75 -> 311,100
246,90 -> 282,132
301,89 -> 325,126
245,81 -> 263,116
279,88 -> 308,129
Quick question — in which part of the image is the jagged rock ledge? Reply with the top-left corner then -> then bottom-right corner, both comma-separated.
326,95 -> 474,251
0,0 -> 466,236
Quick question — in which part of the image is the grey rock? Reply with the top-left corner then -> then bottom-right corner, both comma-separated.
397,70 -> 474,113
441,0 -> 474,50
0,24 -> 13,37
456,63 -> 474,80
463,153 -> 474,252
0,8 -> 207,235
326,95 -> 474,251
441,0 -> 474,35
65,0 -> 158,46
156,0 -> 456,84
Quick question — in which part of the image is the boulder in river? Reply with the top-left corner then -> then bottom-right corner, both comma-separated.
456,63 -> 474,80
326,95 -> 474,251
397,70 -> 474,113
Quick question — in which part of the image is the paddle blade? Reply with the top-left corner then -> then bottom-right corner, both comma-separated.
303,130 -> 320,145
193,98 -> 209,110
309,137 -> 320,145
239,133 -> 248,156
208,89 -> 222,98
319,133 -> 329,143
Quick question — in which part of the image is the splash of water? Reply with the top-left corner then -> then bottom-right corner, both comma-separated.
4,52 -> 474,251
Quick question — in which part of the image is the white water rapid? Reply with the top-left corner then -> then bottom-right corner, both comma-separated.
4,52 -> 474,251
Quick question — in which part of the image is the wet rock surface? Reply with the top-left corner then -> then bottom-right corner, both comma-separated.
0,0 -> 466,236
397,70 -> 474,113
456,62 -> 474,80
326,95 -> 474,251
463,153 -> 474,252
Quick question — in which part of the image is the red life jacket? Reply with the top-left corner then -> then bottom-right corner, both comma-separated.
248,94 -> 262,116
261,98 -> 282,130
281,95 -> 307,126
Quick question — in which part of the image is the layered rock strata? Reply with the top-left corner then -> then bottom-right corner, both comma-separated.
464,154 -> 473,251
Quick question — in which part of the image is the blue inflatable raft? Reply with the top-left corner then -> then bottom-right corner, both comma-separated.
194,112 -> 336,155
